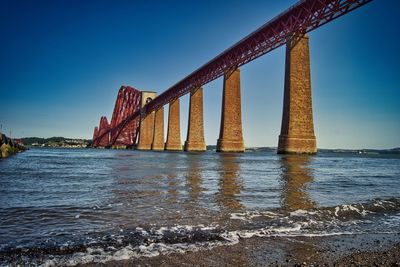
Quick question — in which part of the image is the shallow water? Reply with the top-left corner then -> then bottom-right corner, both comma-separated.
0,148 -> 399,265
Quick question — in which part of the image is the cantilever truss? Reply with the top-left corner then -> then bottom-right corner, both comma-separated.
93,0 -> 371,147
92,127 -> 99,143
93,86 -> 141,147
109,86 -> 141,147
93,116 -> 110,147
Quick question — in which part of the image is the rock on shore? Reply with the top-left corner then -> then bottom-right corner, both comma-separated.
0,132 -> 26,158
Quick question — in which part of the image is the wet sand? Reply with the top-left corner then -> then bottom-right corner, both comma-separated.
81,233 -> 400,266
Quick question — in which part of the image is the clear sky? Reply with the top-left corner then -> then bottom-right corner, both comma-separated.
0,0 -> 399,149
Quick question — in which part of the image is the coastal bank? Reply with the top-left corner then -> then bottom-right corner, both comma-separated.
0,132 -> 26,158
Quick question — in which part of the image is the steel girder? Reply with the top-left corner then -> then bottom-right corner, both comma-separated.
109,86 -> 141,147
92,126 -> 99,147
93,86 -> 142,147
96,116 -> 110,148
144,0 -> 371,114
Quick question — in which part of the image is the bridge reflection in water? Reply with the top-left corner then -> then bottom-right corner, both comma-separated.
108,151 -> 318,222
279,154 -> 319,264
186,157 -> 203,203
106,150 -> 321,263
280,155 -> 316,212
217,154 -> 244,211
215,153 -> 316,213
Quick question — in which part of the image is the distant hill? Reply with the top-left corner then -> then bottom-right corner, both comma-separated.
21,137 -> 91,148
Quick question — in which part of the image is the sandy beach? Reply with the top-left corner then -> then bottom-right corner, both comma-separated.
80,233 -> 400,266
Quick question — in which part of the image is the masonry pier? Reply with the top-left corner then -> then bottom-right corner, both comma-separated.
165,98 -> 182,151
152,107 -> 165,151
185,87 -> 206,152
278,34 -> 317,154
216,68 -> 245,152
137,91 -> 157,150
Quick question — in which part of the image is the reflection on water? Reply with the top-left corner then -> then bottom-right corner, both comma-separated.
280,155 -> 316,211
279,155 -> 318,263
167,156 -> 179,203
186,156 -> 203,202
1,148 -> 400,266
217,154 -> 244,211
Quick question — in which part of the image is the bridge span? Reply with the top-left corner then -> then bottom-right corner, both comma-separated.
92,0 -> 371,153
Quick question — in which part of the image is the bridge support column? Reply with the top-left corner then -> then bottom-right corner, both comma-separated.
152,107 -> 165,151
137,91 -> 157,150
216,68 -> 245,152
278,34 -> 317,154
165,98 -> 182,151
185,87 -> 206,152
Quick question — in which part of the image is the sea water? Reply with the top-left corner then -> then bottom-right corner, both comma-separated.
0,148 -> 399,265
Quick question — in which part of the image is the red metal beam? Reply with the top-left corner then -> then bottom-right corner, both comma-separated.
97,116 -> 110,147
109,86 -> 141,147
144,0 -> 371,114
92,126 -> 99,147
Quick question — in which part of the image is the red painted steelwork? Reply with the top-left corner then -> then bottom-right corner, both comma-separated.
145,0 -> 371,114
92,127 -> 99,147
109,86 -> 141,147
93,86 -> 142,147
97,116 -> 110,147
93,0 -> 371,147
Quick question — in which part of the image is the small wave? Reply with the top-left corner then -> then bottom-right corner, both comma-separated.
230,197 -> 400,222
1,198 -> 400,266
230,210 -> 278,221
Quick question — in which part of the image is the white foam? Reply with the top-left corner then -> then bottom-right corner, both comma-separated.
33,199 -> 400,266
40,259 -> 56,267
289,209 -> 317,217
230,211 -> 277,221
334,204 -> 369,217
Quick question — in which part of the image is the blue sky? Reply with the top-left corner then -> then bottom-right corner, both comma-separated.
0,0 -> 399,149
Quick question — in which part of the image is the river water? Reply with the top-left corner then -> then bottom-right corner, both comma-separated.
1,148 -> 400,265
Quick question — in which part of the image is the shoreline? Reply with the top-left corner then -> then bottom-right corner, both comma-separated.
78,233 -> 400,266
0,132 -> 26,158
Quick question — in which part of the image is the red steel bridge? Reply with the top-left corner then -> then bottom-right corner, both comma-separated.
92,86 -> 141,148
92,0 -> 371,148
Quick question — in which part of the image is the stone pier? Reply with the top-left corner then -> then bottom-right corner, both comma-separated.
137,91 -> 157,150
185,87 -> 206,152
165,98 -> 182,151
151,107 -> 165,151
278,34 -> 317,154
216,68 -> 245,152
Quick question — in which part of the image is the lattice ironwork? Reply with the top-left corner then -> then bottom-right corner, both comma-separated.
94,116 -> 110,147
92,126 -> 99,146
109,86 -> 141,147
145,0 -> 371,114
93,86 -> 141,147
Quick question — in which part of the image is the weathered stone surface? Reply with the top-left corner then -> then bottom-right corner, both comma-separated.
278,35 -> 317,154
0,142 -> 24,158
0,144 -> 10,158
137,91 -> 157,150
217,68 -> 245,152
165,98 -> 182,151
152,107 -> 165,151
185,88 -> 206,152
0,133 -> 5,144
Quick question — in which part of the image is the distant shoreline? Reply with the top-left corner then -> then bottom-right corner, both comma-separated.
24,144 -> 400,156
20,137 -> 91,148
18,136 -> 400,153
